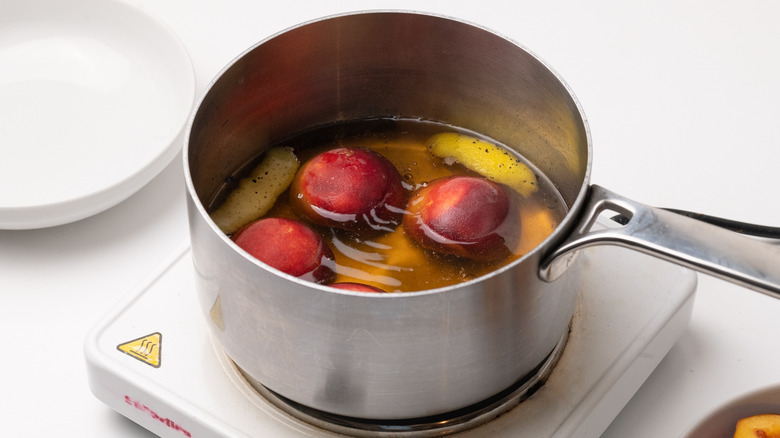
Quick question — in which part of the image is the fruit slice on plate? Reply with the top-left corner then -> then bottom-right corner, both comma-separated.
734,414 -> 780,438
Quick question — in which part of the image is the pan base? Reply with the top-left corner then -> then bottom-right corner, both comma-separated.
236,331 -> 567,437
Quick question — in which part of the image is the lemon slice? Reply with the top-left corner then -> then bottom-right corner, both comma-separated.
428,132 -> 538,197
210,146 -> 300,234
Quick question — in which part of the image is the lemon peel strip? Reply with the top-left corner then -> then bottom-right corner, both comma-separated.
428,132 -> 538,197
210,146 -> 300,234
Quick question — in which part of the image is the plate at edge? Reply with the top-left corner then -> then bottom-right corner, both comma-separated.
682,383 -> 780,438
0,0 -> 195,229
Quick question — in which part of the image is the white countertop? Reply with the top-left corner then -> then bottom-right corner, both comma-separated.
2,0 -> 779,436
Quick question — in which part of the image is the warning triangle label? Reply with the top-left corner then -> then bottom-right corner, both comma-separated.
117,332 -> 162,368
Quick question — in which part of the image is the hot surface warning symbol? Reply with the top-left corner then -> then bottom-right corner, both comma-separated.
117,332 -> 162,368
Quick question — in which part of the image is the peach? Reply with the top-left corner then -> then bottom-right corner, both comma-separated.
330,282 -> 386,293
403,176 -> 519,262
290,147 -> 406,233
734,414 -> 780,438
232,217 -> 336,284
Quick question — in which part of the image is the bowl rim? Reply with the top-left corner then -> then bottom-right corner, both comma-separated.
682,383 -> 780,437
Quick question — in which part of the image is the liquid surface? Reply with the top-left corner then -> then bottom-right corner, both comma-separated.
214,119 -> 568,292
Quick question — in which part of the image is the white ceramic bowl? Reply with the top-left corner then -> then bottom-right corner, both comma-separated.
0,0 -> 195,229
683,384 -> 780,437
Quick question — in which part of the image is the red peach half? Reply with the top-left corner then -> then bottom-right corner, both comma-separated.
403,176 -> 519,262
232,217 -> 336,284
290,147 -> 406,233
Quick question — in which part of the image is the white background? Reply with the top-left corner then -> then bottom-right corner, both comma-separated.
2,0 -> 779,436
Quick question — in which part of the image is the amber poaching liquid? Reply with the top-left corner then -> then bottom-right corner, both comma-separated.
213,118 -> 568,292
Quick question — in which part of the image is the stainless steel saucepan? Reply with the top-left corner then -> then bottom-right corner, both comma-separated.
184,10 -> 780,424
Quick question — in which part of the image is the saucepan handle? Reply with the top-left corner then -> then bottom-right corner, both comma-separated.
540,185 -> 780,299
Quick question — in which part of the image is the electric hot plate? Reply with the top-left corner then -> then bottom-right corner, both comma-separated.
85,242 -> 696,437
